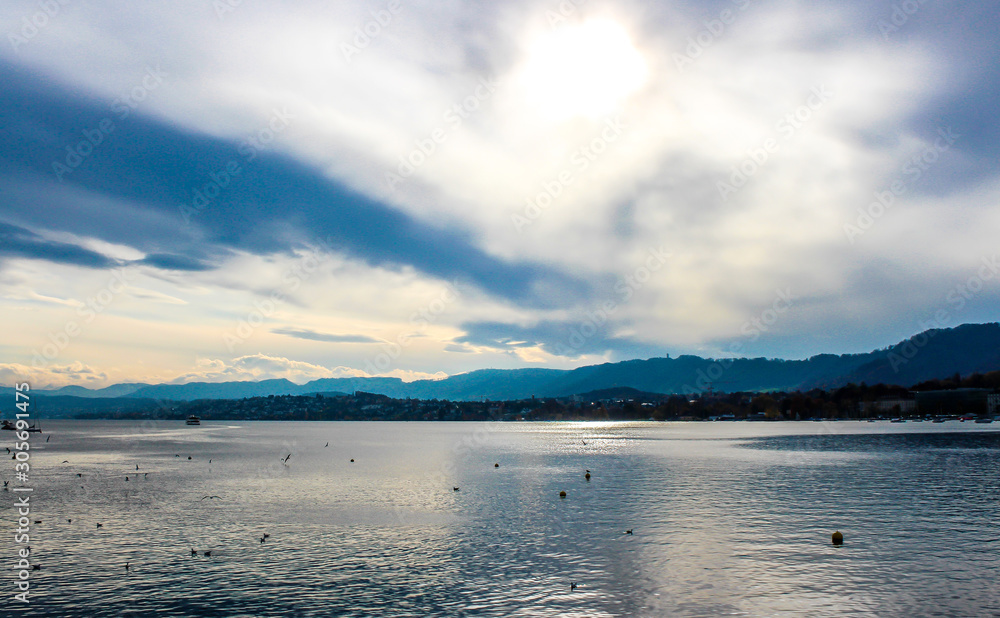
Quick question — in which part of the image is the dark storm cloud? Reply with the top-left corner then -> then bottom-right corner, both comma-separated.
0,60 -> 591,308
271,327 -> 381,344
456,319 -> 664,359
136,253 -> 216,271
0,221 -> 120,269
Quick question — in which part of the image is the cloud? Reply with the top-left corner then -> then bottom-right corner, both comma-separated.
167,354 -> 448,384
0,59 -> 592,308
136,253 -> 216,272
271,327 -> 381,344
0,222 -> 121,269
170,354 -> 369,385
456,319 -> 664,360
1,0 -> 999,384
0,362 -> 110,389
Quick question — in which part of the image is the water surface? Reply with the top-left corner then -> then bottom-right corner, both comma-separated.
3,421 -> 998,616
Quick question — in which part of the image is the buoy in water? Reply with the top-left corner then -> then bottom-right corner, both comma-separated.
559,491 -> 567,498
494,463 -> 499,468
832,531 -> 844,546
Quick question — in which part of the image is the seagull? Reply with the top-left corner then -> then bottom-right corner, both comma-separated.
33,520 -> 41,524
582,440 -> 587,445
143,473 -> 148,478
325,442 -> 329,447
262,533 -> 270,539
260,536 -> 266,544
125,562 -> 130,572
191,548 -> 197,555
571,582 -> 577,591
32,564 -> 40,571
282,453 -> 292,464
77,473 -> 82,477
625,529 -> 633,535
453,487 -> 460,491
204,551 -> 211,557
136,465 -> 139,470
5,447 -> 9,454
67,519 -> 72,523
201,496 -> 222,500
125,476 -> 129,481
96,523 -> 103,529
3,480 -> 8,487
62,460 -> 69,463
46,436 -> 50,442
209,459 -> 212,464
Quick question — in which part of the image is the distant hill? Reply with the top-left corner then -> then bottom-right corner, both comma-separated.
570,386 -> 667,401
16,322 -> 1000,403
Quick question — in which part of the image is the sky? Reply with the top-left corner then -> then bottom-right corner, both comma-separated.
1,0 -> 999,389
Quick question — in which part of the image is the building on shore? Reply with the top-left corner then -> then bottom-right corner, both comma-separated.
915,388 -> 992,416
858,399 -> 916,416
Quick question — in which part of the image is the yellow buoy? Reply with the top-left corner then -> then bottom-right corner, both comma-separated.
831,531 -> 844,545
559,491 -> 567,498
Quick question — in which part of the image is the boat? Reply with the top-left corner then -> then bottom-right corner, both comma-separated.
186,415 -> 201,425
932,417 -> 947,423
1,420 -> 41,432
890,418 -> 905,423
974,418 -> 993,424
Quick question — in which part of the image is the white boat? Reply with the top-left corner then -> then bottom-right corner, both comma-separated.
186,415 -> 201,425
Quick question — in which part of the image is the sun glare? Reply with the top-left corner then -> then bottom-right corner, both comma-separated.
517,20 -> 648,121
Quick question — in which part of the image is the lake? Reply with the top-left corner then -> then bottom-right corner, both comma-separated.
3,420 -> 999,617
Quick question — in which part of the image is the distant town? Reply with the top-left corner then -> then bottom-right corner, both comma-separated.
59,372 -> 1000,423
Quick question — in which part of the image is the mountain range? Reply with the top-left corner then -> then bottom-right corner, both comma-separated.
7,323 -> 1000,405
